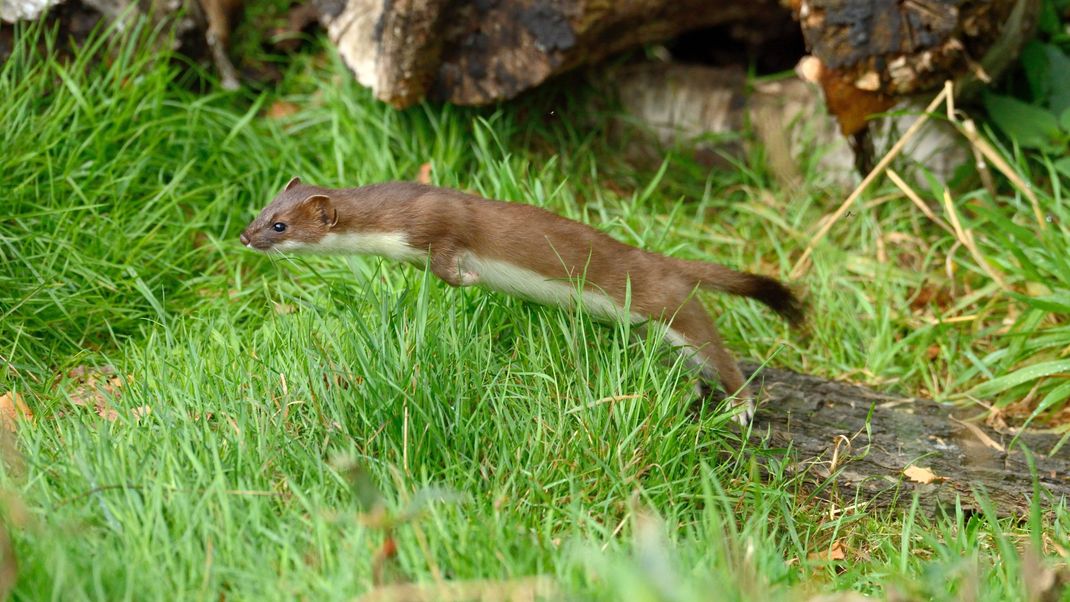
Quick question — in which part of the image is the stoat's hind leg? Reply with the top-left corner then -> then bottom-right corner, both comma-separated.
663,298 -> 754,426
430,247 -> 480,287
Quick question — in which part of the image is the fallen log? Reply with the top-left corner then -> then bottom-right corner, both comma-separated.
321,0 -> 1038,119
319,0 -> 796,108
747,363 -> 1070,517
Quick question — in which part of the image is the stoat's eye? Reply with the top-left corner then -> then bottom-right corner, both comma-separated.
272,222 -> 287,233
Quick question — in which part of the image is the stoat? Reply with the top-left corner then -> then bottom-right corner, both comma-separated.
240,178 -> 803,424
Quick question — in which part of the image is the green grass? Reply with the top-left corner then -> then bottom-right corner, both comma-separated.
1,20 -> 1069,601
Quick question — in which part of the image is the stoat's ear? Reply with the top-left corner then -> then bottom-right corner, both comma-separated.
284,176 -> 302,191
301,194 -> 338,227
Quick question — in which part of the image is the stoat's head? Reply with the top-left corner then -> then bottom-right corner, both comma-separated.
240,177 -> 338,252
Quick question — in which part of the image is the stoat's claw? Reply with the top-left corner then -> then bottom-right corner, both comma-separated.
731,396 -> 755,427
695,382 -> 756,427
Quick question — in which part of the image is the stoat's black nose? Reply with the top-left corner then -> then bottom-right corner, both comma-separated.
239,233 -> 250,246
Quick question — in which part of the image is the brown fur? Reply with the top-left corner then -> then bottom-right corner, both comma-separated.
241,178 -> 803,422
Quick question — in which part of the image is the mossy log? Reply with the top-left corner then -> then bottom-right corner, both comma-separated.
746,363 -> 1069,517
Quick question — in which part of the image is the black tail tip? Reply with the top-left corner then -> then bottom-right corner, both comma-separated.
749,275 -> 805,327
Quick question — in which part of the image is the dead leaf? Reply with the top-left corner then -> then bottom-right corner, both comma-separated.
132,406 -> 152,421
0,392 -> 31,432
265,101 -> 299,119
68,389 -> 89,407
416,162 -> 432,184
828,542 -> 846,561
66,364 -> 112,381
910,283 -> 952,311
96,405 -> 118,422
62,367 -> 128,421
903,465 -> 942,484
273,302 -> 295,315
808,541 -> 847,562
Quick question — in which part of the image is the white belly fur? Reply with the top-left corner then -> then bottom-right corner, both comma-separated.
278,235 -> 637,322
278,232 -> 427,263
463,254 -> 641,323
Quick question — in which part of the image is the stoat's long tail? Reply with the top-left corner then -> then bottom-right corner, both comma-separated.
675,259 -> 804,326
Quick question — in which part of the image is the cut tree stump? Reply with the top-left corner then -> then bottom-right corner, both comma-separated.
746,363 -> 1070,517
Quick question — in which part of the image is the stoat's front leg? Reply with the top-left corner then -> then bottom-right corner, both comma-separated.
430,247 -> 480,287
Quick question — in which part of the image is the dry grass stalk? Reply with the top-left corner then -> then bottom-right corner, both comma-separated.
940,188 -> 1010,291
885,169 -> 955,236
887,167 -> 1010,291
961,118 -> 998,198
791,85 -> 952,278
793,79 -> 1049,281
948,415 -> 1005,452
945,87 -> 1047,230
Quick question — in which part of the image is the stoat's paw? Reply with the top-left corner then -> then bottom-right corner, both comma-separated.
731,396 -> 755,427
694,382 -> 755,427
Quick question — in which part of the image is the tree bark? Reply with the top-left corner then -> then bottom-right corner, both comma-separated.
746,363 -> 1070,517
318,0 -> 793,108
320,0 -> 1038,128
794,0 -> 1041,135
